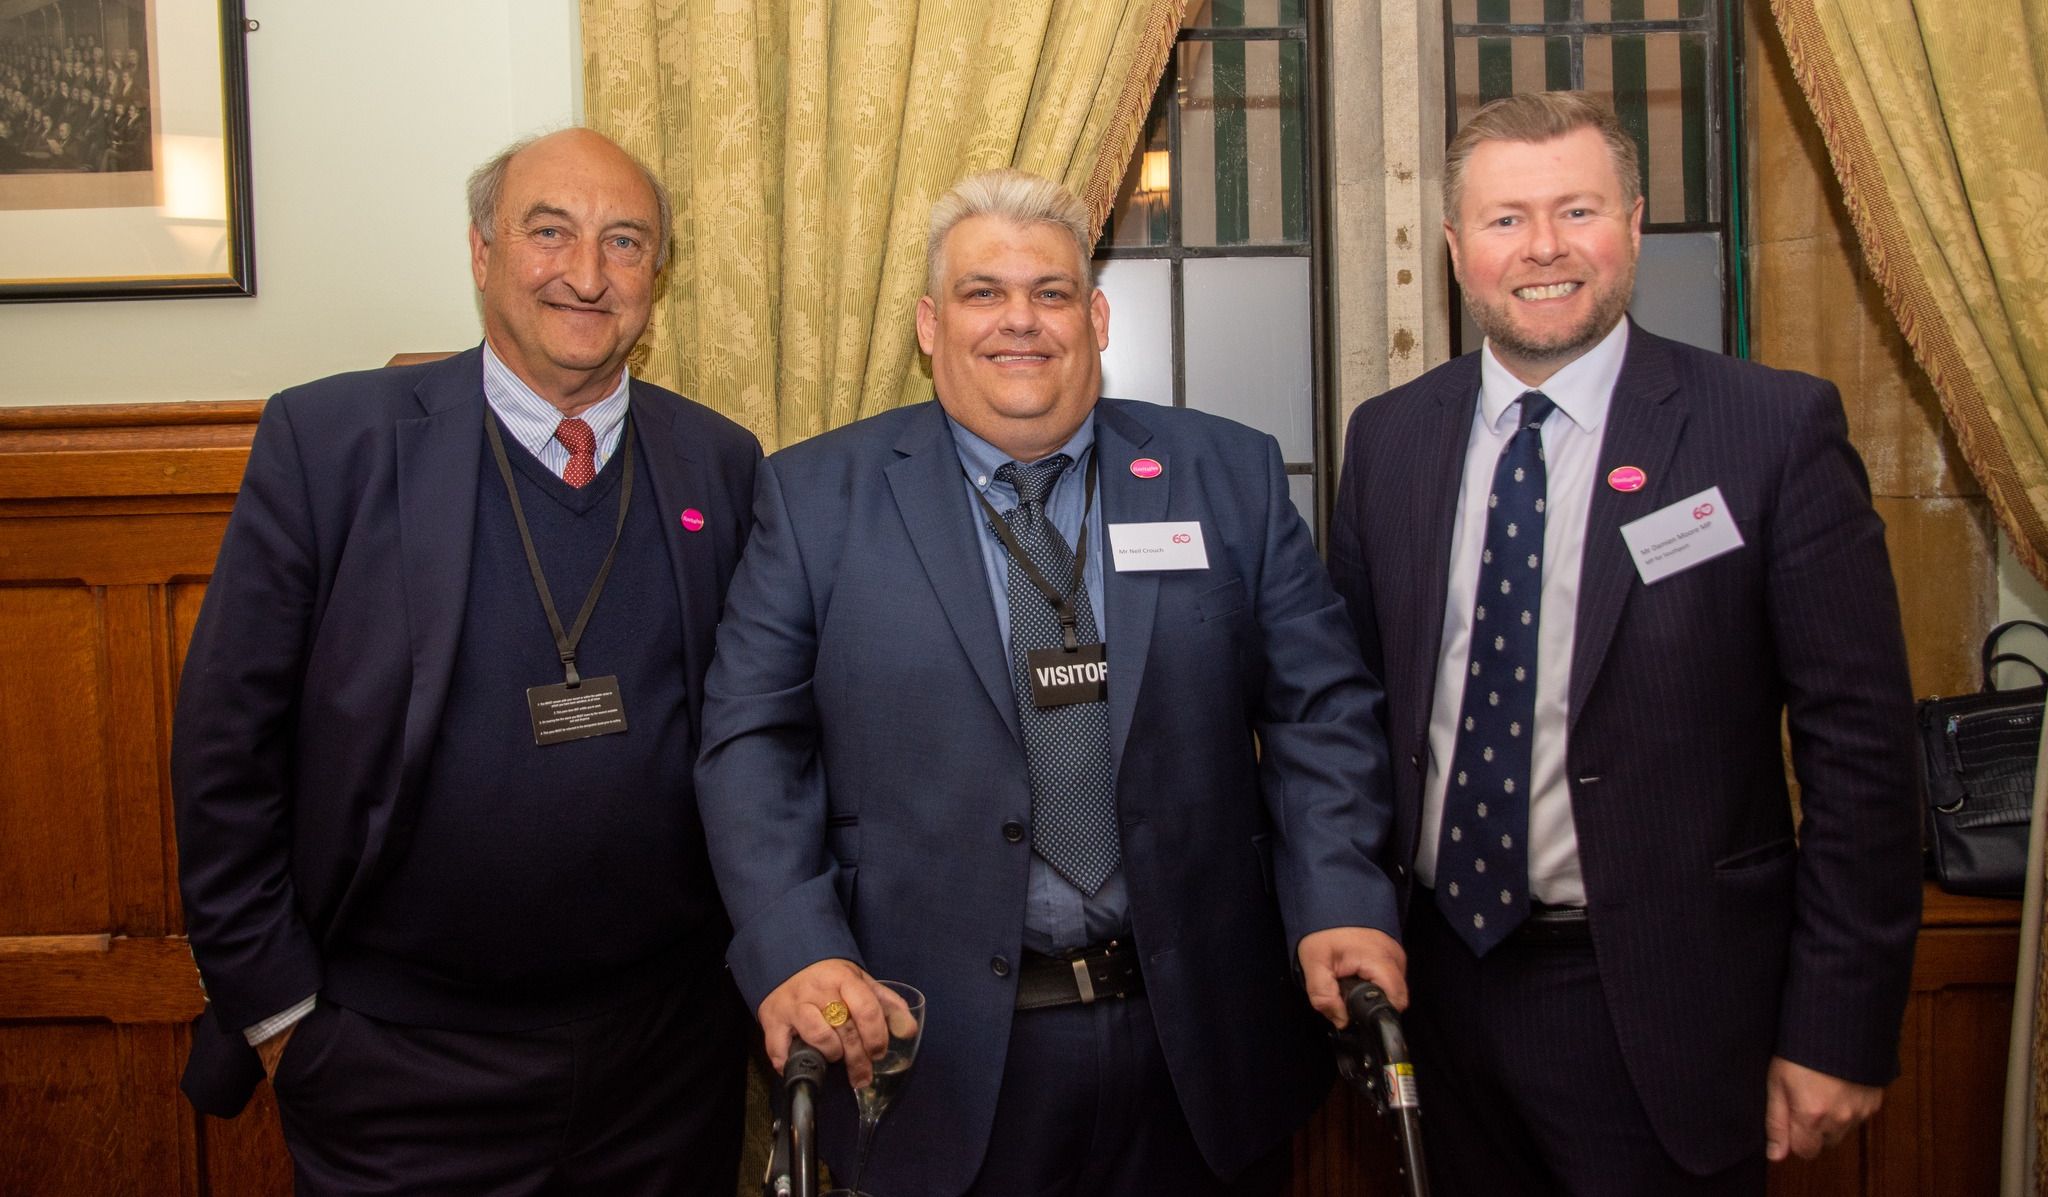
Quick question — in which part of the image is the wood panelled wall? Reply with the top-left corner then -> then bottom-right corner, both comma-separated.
0,398 -> 2023,1194
0,402 -> 290,1196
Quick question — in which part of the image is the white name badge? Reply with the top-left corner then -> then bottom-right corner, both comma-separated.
1619,486 -> 1745,585
1108,521 -> 1210,572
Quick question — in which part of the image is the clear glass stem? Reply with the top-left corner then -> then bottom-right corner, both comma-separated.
847,1113 -> 879,1194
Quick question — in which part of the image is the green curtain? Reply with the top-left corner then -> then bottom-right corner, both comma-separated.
580,0 -> 1187,451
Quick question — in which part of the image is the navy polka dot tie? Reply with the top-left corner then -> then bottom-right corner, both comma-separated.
995,456 -> 1119,895
1437,391 -> 1554,955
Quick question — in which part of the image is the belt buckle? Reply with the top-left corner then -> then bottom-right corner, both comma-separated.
1068,938 -> 1122,1005
1071,956 -> 1096,1004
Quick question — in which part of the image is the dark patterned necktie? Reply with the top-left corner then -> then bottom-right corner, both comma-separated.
556,418 -> 597,488
995,456 -> 1119,894
1437,391 -> 1554,955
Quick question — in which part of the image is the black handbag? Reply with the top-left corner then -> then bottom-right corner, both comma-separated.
1915,619 -> 2047,899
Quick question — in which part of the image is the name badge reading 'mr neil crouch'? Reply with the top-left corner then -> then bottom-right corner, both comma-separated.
526,675 -> 629,745
1027,644 -> 1107,708
1108,522 -> 1209,572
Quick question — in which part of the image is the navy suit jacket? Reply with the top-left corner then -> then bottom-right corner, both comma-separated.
173,346 -> 761,1115
697,398 -> 1398,1192
1328,327 -> 1921,1173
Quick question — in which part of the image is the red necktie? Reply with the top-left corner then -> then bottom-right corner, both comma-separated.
556,418 -> 597,488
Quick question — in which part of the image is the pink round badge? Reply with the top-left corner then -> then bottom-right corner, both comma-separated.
679,508 -> 706,532
1130,457 -> 1163,479
1606,466 -> 1647,493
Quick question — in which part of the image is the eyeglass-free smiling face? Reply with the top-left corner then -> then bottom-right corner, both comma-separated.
1446,125 -> 1643,387
917,214 -> 1111,463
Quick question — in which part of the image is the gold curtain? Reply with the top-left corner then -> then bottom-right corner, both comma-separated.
1767,2 -> 2048,1184
1767,0 -> 2048,587
580,0 -> 1186,451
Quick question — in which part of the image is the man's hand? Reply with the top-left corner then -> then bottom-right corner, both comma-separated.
255,1024 -> 296,1081
1764,1056 -> 1883,1161
1298,926 -> 1407,1028
758,958 -> 891,1087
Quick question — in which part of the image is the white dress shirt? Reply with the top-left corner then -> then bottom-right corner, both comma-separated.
1416,319 -> 1630,905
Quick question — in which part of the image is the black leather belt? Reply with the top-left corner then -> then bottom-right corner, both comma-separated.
1419,888 -> 1592,948
1015,941 -> 1144,1010
1517,902 -> 1592,946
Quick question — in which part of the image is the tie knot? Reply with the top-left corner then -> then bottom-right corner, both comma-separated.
996,454 -> 1072,509
554,418 -> 597,456
1517,392 -> 1555,431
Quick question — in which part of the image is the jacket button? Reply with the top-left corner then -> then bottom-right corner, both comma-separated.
1409,754 -> 1422,769
991,956 -> 1010,977
1001,821 -> 1025,843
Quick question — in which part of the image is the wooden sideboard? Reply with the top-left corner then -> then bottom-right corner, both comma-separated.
0,402 -> 2024,1195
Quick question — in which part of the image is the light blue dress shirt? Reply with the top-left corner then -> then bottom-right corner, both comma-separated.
947,412 -> 1130,955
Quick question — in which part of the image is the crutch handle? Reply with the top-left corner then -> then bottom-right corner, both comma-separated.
767,1036 -> 828,1197
1340,975 -> 1395,1025
1335,976 -> 1431,1197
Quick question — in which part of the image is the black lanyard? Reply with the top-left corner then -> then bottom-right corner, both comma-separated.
483,411 -> 635,687
971,453 -> 1098,652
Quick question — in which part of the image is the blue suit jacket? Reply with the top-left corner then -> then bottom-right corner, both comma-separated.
173,346 -> 761,1115
1328,327 -> 1921,1173
697,398 -> 1399,1192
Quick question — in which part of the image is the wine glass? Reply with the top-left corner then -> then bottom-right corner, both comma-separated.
826,978 -> 925,1197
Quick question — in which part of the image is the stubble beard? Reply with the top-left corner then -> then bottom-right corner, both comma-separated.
1466,260 -> 1637,372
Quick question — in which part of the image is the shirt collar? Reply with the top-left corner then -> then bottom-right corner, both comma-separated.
1477,317 -> 1630,436
480,338 -> 631,457
947,410 -> 1098,496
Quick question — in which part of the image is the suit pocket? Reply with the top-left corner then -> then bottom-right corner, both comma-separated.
832,864 -> 859,916
1199,575 -> 1249,622
1713,837 -> 1794,873
270,999 -> 344,1100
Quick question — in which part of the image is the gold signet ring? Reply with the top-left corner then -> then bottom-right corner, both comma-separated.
822,1000 -> 851,1027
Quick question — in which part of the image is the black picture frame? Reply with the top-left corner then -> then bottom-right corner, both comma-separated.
0,0 -> 255,302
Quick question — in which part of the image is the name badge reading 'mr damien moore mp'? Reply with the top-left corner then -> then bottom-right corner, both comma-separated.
527,676 -> 630,745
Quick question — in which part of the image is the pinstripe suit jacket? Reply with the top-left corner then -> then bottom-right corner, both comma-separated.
1328,325 -> 1921,1173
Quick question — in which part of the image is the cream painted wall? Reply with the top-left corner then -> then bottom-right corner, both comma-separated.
0,0 -> 583,406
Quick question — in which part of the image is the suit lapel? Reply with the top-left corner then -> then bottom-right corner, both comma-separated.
1568,329 -> 1686,724
1408,358 -> 1483,749
886,405 -> 1022,746
394,349 -> 487,793
630,390 -> 716,729
1094,402 -> 1168,775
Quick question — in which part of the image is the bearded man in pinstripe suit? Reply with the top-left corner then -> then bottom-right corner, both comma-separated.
1328,91 -> 1920,1196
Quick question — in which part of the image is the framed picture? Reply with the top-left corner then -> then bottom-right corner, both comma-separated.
0,0 -> 254,302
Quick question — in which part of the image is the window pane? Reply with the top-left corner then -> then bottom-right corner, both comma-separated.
1630,231 -> 1723,352
1102,82 -> 1173,249
1178,37 -> 1307,246
1185,0 -> 1305,29
1095,258 -> 1174,407
1452,34 -> 1574,131
1582,33 -> 1712,224
1184,256 -> 1313,460
1288,472 -> 1317,540
1449,30 -> 1713,225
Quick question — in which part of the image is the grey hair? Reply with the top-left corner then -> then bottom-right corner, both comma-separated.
926,169 -> 1094,296
1443,90 -> 1642,222
466,130 -> 674,272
